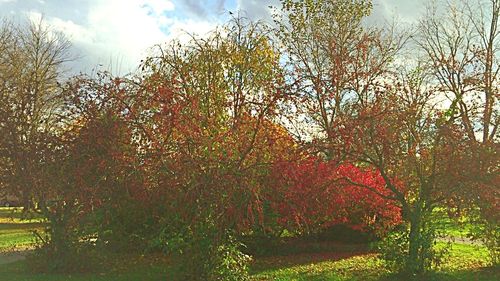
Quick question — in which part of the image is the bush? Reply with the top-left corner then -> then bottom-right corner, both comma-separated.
377,223 -> 449,274
26,201 -> 94,273
87,199 -> 155,252
469,219 -> 499,265
27,234 -> 103,273
377,226 -> 410,271
168,223 -> 252,281
209,237 -> 252,281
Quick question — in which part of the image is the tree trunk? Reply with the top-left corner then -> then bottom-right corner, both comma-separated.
407,207 -> 424,274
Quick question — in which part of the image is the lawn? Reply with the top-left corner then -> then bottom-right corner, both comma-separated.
431,207 -> 476,238
0,207 -> 44,252
0,207 -> 498,280
0,255 -> 175,281
252,243 -> 498,281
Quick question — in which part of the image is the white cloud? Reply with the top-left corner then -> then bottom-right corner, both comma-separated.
1,0 -> 428,75
371,0 -> 424,24
236,0 -> 280,22
83,0 -> 170,71
164,18 -> 216,43
19,0 -> 219,75
144,0 -> 175,13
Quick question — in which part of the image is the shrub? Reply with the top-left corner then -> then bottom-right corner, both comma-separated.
469,218 -> 500,265
27,231 -> 102,273
209,237 -> 252,281
378,222 -> 449,274
168,223 -> 252,281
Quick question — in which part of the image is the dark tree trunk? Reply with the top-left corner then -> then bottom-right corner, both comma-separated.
407,209 -> 423,274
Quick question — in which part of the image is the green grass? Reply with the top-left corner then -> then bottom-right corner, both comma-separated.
0,245 -> 497,281
0,207 -> 45,251
431,208 -> 475,238
0,207 -> 497,280
0,229 -> 38,251
252,244 -> 498,281
0,208 -> 176,280
252,253 -> 386,281
250,209 -> 497,281
0,257 -> 175,281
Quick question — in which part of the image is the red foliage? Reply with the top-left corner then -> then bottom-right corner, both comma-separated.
66,112 -> 147,214
267,157 -> 402,235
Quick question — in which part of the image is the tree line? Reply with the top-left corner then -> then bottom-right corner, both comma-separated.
0,0 -> 498,278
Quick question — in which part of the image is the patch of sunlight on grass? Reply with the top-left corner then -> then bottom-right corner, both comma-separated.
0,207 -> 45,251
253,254 -> 388,281
252,243 -> 498,281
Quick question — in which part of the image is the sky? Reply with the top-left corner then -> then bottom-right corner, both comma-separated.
0,0 -> 424,75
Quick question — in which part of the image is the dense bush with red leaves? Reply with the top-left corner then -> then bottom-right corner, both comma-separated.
266,157 -> 402,236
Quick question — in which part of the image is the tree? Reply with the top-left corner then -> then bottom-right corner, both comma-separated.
126,16 -> 288,280
0,18 -> 71,212
275,0 -> 443,273
329,65 -> 485,273
417,0 -> 499,263
0,18 -> 79,271
272,0 -> 497,273
58,73 -> 149,251
418,0 -> 499,144
274,0 -> 404,155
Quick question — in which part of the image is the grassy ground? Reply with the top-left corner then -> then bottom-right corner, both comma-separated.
252,243 -> 498,281
0,207 -> 173,280
0,255 -> 175,281
0,245 -> 497,281
0,207 -> 44,252
0,207 -> 498,280
431,208 -> 475,238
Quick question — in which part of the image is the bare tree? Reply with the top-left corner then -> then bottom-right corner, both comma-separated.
417,0 -> 500,264
0,18 -> 72,209
274,0 -> 406,154
417,0 -> 499,143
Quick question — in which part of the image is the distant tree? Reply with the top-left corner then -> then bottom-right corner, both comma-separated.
274,0 -> 405,155
0,18 -> 72,211
417,0 -> 499,263
0,18 -> 79,270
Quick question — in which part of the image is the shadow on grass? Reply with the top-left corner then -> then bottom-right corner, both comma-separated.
0,222 -> 46,231
0,252 -> 176,281
251,241 -> 499,281
249,238 -> 376,278
252,249 -> 372,272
